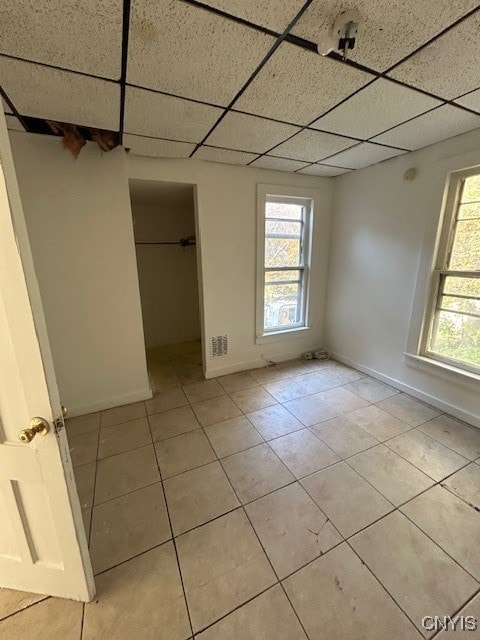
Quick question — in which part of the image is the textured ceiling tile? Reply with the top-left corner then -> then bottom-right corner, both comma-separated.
455,88 -> 480,112
128,0 -> 275,105
371,105 -> 480,150
271,129 -> 357,162
299,164 -> 351,177
0,57 -> 120,129
123,134 -> 195,158
197,0 -> 306,33
292,0 -> 479,72
388,12 -> 480,99
325,143 -> 406,169
311,79 -> 441,139
234,42 -> 372,125
194,146 -> 259,165
0,0 -> 122,78
5,115 -> 25,131
124,87 -> 223,142
205,112 -> 300,153
250,156 -> 311,172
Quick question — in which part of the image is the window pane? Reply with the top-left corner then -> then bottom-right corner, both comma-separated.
430,310 -> 480,368
443,276 -> 480,298
441,295 -> 480,317
266,219 -> 302,235
448,219 -> 480,270
266,201 -> 303,220
265,270 -> 301,283
461,175 -> 480,203
264,282 -> 302,329
265,236 -> 301,267
457,202 -> 480,220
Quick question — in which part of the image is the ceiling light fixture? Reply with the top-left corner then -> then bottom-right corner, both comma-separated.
317,9 -> 362,61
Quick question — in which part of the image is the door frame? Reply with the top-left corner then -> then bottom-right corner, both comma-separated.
128,179 -> 206,373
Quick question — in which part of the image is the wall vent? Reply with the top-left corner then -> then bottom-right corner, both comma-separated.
211,335 -> 228,357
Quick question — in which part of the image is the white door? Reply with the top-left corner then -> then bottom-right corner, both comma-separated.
0,111 -> 94,601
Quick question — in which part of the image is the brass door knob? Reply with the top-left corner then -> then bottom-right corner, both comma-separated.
62,405 -> 68,418
18,418 -> 50,443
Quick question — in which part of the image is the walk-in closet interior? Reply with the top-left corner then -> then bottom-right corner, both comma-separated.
129,179 -> 203,390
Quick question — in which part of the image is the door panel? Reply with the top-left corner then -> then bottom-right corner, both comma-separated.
0,111 -> 94,600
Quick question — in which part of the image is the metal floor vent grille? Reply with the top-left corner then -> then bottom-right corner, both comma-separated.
211,335 -> 228,357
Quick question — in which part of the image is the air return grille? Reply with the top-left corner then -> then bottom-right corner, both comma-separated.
211,335 -> 228,357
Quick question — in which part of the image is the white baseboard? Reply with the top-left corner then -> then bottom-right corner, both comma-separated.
67,388 -> 153,418
329,350 -> 480,429
204,349 -> 306,379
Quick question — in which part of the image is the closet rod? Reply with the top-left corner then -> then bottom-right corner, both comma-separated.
135,239 -> 196,247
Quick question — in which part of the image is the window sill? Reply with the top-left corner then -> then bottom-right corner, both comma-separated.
256,326 -> 311,345
404,353 -> 480,391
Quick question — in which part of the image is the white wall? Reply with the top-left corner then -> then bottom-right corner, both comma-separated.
128,156 -> 333,377
10,132 -> 151,416
327,127 -> 480,426
130,181 -> 201,347
10,127 -> 479,422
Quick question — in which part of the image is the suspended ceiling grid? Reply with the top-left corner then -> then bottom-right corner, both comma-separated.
1,0 -> 480,175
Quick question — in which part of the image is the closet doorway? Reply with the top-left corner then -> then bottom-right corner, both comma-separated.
129,179 -> 204,390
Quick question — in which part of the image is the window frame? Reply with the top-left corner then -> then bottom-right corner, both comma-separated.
256,188 -> 313,342
419,165 -> 480,375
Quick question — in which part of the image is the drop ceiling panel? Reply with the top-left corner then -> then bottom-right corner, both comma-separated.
195,146 -> 259,165
124,87 -> 223,142
311,79 -> 442,139
272,129 -> 357,162
123,134 -> 195,158
197,0 -> 307,33
372,105 -> 480,150
455,88 -> 480,112
292,0 -> 479,72
205,112 -> 300,153
250,156 -> 310,172
0,57 -> 120,129
389,12 -> 480,99
5,115 -> 25,132
299,164 -> 351,177
0,0 -> 123,79
128,0 -> 275,105
234,42 -> 372,125
325,143 -> 406,169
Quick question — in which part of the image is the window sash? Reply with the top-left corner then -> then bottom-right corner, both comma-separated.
261,197 -> 312,335
420,166 -> 480,374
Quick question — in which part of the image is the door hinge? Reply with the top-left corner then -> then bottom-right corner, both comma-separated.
54,417 -> 64,434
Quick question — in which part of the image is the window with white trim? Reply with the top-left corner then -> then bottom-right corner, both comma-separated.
421,168 -> 480,374
257,193 -> 313,337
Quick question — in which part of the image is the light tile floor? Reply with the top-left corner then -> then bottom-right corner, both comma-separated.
2,346 -> 480,639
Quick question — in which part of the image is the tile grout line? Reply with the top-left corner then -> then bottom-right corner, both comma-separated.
146,411 -> 196,639
89,445 -> 471,584
429,585 -> 480,639
67,356 -> 480,637
77,413 -> 103,638
0,596 -> 50,625
344,538 -> 426,637
202,415 -> 314,639
398,507 -> 480,585
7,357 -> 476,632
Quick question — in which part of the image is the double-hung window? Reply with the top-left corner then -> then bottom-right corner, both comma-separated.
421,168 -> 480,374
257,192 -> 313,338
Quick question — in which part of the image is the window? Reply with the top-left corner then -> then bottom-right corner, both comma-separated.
421,168 -> 480,374
256,191 -> 313,338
